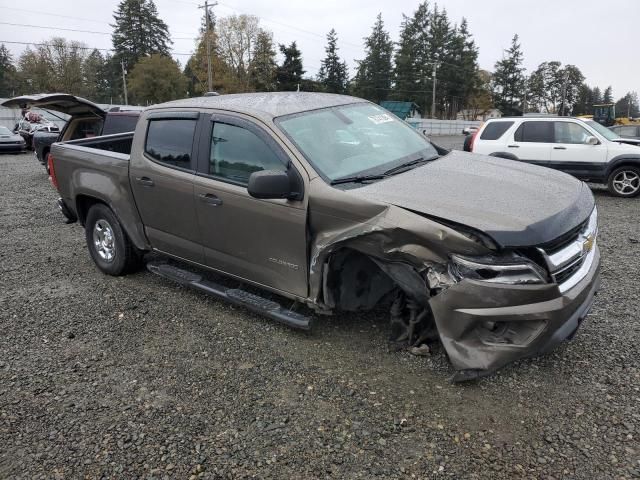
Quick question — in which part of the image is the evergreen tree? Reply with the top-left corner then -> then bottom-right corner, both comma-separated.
603,86 -> 613,104
445,18 -> 480,117
111,0 -> 171,69
0,44 -> 18,97
352,13 -> 394,103
615,91 -> 640,118
317,29 -> 349,94
276,42 -> 304,91
392,13 -> 422,108
492,34 -> 526,116
82,49 -> 110,102
592,86 -> 602,104
249,30 -> 277,92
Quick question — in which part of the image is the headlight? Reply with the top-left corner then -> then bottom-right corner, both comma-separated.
449,253 -> 547,285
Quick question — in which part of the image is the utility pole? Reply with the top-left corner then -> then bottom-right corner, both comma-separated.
199,0 -> 218,92
431,62 -> 437,119
121,60 -> 128,105
522,81 -> 528,115
559,70 -> 570,116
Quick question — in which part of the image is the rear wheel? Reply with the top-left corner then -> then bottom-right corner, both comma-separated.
85,203 -> 142,275
607,166 -> 640,197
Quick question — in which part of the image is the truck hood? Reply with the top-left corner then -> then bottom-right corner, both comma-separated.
1,93 -> 104,117
348,151 -> 595,248
610,137 -> 640,147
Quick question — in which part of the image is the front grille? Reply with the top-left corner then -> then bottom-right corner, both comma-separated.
538,218 -> 588,254
534,208 -> 597,291
552,256 -> 585,284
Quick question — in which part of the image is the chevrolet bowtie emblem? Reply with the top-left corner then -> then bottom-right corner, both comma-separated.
583,234 -> 595,253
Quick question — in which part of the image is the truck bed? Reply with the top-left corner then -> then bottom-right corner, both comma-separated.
50,131 -> 148,250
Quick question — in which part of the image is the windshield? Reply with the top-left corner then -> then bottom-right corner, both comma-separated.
0,126 -> 12,135
277,103 -> 438,182
586,120 -> 618,141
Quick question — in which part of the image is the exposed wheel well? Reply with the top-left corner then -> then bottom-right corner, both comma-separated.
75,195 -> 107,226
606,161 -> 640,178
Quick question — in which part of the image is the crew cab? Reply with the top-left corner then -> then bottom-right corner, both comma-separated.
49,93 -> 601,381
1,94 -> 141,172
470,116 -> 640,197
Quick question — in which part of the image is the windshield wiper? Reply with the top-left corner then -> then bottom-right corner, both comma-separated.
330,174 -> 387,185
383,155 -> 439,176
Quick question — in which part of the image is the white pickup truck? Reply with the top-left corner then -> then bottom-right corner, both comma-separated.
470,116 -> 640,197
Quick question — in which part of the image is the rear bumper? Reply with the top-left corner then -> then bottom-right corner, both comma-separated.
57,198 -> 77,223
0,143 -> 26,152
430,246 -> 601,381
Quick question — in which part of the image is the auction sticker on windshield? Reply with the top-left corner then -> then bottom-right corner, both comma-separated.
368,113 -> 394,125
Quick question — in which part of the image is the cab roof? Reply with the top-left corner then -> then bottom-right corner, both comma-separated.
149,92 -> 367,121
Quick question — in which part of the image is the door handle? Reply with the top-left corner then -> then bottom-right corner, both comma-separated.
553,146 -> 567,150
507,145 -> 519,148
135,176 -> 154,187
199,193 -> 223,206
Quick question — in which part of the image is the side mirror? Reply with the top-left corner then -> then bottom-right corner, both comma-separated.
248,170 -> 294,200
585,136 -> 599,145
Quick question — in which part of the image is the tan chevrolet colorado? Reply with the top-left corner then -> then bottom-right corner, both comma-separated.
49,92 -> 600,381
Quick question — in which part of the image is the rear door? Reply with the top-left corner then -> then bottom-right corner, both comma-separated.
192,113 -> 309,297
129,111 -> 204,263
549,121 -> 608,179
509,121 -> 553,165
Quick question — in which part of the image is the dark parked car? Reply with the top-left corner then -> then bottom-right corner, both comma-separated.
609,124 -> 640,139
2,94 -> 141,172
0,125 -> 26,152
608,124 -> 640,147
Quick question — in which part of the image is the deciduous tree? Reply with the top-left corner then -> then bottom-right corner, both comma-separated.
127,54 -> 187,104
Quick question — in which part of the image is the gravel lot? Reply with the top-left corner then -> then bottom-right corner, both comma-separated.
1,151 -> 638,479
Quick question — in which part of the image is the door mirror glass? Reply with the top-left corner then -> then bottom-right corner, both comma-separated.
248,170 -> 292,199
585,136 -> 599,145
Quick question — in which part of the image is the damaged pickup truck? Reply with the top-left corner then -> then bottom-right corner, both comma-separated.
49,92 -> 600,380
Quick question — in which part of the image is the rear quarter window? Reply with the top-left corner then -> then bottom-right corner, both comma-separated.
480,121 -> 514,140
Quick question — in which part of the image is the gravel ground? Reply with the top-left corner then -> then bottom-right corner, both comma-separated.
0,152 -> 638,479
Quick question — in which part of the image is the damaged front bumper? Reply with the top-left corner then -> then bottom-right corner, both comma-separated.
429,246 -> 601,381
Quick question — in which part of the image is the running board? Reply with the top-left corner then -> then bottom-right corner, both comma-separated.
146,262 -> 312,331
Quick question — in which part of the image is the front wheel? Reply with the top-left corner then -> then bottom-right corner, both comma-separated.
85,203 -> 142,275
607,166 -> 640,197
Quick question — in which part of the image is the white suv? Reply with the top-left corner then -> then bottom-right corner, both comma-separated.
470,117 -> 640,197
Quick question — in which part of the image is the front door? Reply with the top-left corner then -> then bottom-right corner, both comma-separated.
193,113 -> 308,298
129,112 -> 204,263
549,121 -> 608,179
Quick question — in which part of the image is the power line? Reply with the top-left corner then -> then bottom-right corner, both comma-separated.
0,39 -> 194,57
0,21 -> 197,41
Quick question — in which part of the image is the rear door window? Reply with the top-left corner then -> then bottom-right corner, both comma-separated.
514,121 -> 553,143
479,121 -> 514,140
145,119 -> 197,170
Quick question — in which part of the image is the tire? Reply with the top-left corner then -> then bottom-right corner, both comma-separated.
85,203 -> 142,275
607,166 -> 640,198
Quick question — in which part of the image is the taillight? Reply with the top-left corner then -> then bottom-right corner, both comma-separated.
48,154 -> 59,190
469,131 -> 478,152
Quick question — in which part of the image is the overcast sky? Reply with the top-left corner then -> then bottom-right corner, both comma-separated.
1,0 -> 638,99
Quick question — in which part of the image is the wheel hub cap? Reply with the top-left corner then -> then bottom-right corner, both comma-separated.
93,219 -> 115,262
613,171 -> 640,195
